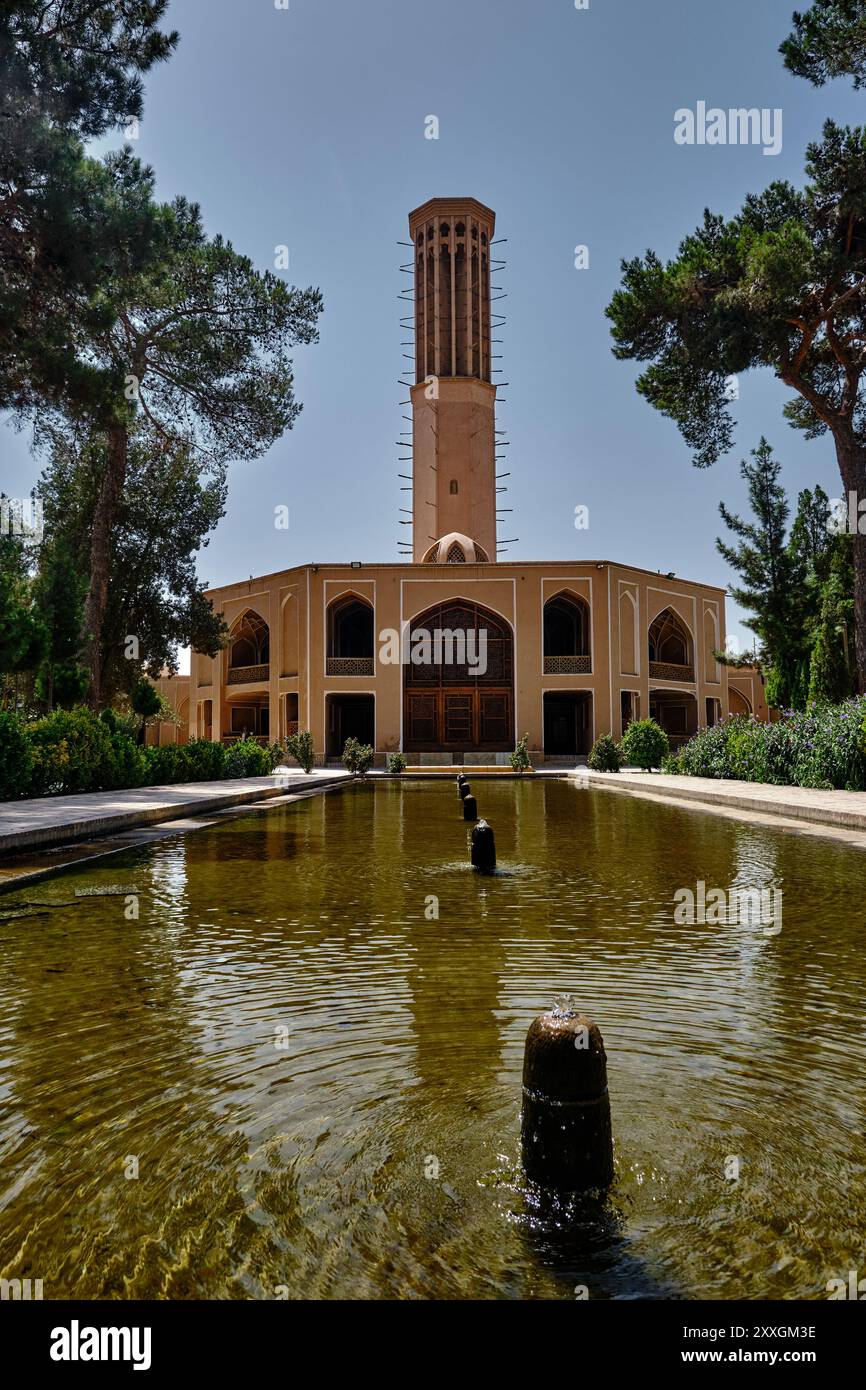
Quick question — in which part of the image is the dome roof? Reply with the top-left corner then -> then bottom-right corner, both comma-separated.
422,532 -> 490,564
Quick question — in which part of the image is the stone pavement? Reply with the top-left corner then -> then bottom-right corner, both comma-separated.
583,767 -> 866,835
0,770 -> 350,856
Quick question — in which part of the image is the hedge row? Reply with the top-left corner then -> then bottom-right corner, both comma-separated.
0,708 -> 284,801
665,698 -> 866,791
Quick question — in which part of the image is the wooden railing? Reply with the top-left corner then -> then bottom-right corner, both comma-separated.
649,661 -> 694,682
227,663 -> 269,685
326,657 -> 375,676
543,655 -> 592,675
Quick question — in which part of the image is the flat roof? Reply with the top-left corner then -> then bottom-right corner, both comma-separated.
204,559 -> 727,596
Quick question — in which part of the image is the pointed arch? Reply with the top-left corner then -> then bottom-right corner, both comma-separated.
543,589 -> 591,673
403,596 -> 514,752
648,607 -> 694,680
326,591 -> 374,673
619,588 -> 638,676
227,609 -> 270,676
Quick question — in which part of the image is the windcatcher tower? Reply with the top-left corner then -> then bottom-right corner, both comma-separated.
408,198 -> 499,563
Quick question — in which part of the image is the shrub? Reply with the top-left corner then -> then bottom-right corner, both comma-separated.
621,718 -> 669,771
106,731 -> 148,789
387,752 -> 407,774
27,707 -> 132,796
181,738 -> 227,782
285,729 -> 315,774
143,743 -> 185,785
223,736 -> 272,778
0,712 -> 33,800
791,700 -> 866,790
587,733 -> 623,772
342,736 -> 375,777
510,732 -> 531,773
671,697 -> 866,791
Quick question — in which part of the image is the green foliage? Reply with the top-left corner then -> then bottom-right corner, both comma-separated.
285,729 -> 315,775
26,706 -> 137,795
144,737 -> 230,785
0,5 -> 178,412
130,678 -> 162,721
182,738 -> 229,782
342,737 -> 375,777
587,733 -> 624,772
509,732 -> 532,773
605,120 -> 866,684
0,712 -> 34,800
1,3 -> 179,138
675,721 -> 743,779
4,10 -> 321,707
142,744 -> 185,785
621,718 -> 669,771
674,701 -> 866,790
781,1 -> 866,88
387,752 -> 407,775
0,532 -> 47,686
716,445 -> 852,711
716,441 -> 805,708
31,533 -> 88,709
808,535 -> 855,703
223,737 -> 271,779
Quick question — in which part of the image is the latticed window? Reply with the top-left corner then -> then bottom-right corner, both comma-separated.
446,541 -> 465,563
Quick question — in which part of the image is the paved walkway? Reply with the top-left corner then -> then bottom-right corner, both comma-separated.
583,768 -> 866,834
0,770 -> 349,855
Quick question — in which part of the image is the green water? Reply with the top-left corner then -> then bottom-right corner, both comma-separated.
0,780 -> 864,1300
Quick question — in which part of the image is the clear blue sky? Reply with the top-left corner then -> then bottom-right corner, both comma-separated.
4,0 -> 863,653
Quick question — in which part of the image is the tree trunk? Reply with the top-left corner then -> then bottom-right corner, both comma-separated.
834,435 -> 866,693
81,424 -> 127,710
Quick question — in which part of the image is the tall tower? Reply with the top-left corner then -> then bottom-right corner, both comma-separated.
409,198 -> 498,563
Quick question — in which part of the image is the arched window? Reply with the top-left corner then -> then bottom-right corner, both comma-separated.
446,541 -> 466,564
327,595 -> 374,672
449,479 -> 459,495
648,608 -> 693,672
543,593 -> 590,671
228,611 -> 269,671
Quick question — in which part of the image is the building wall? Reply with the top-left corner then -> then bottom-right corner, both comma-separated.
727,667 -> 772,722
182,559 -> 738,758
146,674 -> 191,746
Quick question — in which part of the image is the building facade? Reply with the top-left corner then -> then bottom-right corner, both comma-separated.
155,197 -> 765,763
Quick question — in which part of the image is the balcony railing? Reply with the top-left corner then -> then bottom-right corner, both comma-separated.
543,655 -> 592,675
227,663 -> 269,685
286,721 -> 299,737
326,656 -> 375,676
649,661 -> 694,683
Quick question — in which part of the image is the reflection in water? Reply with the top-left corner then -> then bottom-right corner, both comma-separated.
0,780 -> 864,1299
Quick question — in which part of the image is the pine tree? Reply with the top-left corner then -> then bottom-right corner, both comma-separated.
0,3 -> 178,412
781,1 -> 866,88
31,535 -> 88,710
606,121 -> 866,691
716,441 -> 808,706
